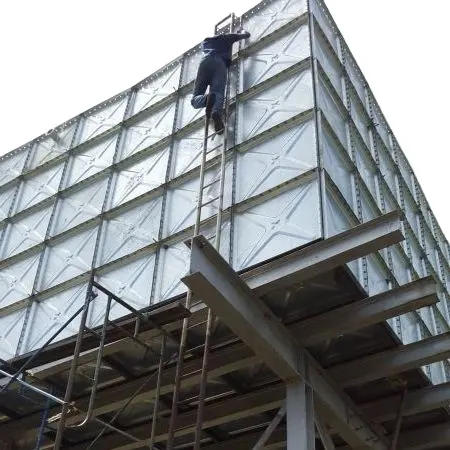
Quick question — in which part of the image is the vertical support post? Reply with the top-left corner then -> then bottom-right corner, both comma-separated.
389,388 -> 407,450
286,377 -> 315,450
149,334 -> 167,448
53,287 -> 93,450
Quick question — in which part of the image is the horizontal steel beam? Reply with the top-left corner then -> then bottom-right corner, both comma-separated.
329,331 -> 450,388
68,385 -> 286,450
184,236 -> 302,382
0,343 -> 257,442
184,235 -> 388,450
361,381 -> 450,422
295,277 -> 437,346
398,422 -> 450,450
243,210 -> 403,294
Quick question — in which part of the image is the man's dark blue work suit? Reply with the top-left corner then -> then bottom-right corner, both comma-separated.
191,32 -> 250,118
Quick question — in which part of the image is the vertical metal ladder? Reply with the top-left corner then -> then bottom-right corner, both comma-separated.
166,13 -> 236,450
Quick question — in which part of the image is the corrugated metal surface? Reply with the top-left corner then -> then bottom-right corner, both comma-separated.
0,0 -> 448,393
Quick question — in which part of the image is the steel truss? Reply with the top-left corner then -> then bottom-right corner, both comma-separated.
1,210 -> 448,449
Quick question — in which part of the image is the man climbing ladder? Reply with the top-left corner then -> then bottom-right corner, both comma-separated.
190,28 -> 251,134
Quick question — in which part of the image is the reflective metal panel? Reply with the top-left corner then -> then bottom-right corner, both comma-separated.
98,197 -> 162,265
97,252 -> 156,310
377,145 -> 396,195
163,163 -> 233,238
109,147 -> 169,208
343,49 -> 365,104
0,254 -> 40,311
177,91 -> 203,130
65,134 -> 117,187
397,148 -> 415,194
233,177 -> 320,270
239,68 -> 313,142
243,22 -> 310,90
390,245 -> 410,286
119,103 -> 176,161
322,127 -> 353,207
0,150 -> 28,187
78,96 -> 128,144
14,163 -> 64,213
1,206 -> 52,258
51,177 -> 108,236
317,78 -> 346,145
38,226 -> 98,290
366,254 -> 390,296
153,239 -> 191,302
236,119 -> 316,202
309,0 -> 338,53
171,127 -> 222,179
244,0 -> 307,44
21,284 -> 88,353
313,25 -> 342,98
353,137 -> 377,197
350,90 -> 370,147
87,289 -> 130,327
132,63 -> 182,115
0,308 -> 27,360
27,123 -> 77,170
0,185 -> 17,220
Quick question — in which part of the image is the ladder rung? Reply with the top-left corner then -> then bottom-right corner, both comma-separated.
182,369 -> 203,379
188,343 -> 206,353
201,196 -> 220,207
207,130 -> 222,139
206,146 -> 219,154
188,320 -> 208,330
202,178 -> 220,190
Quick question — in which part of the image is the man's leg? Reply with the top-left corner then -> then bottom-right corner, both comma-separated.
191,59 -> 210,109
210,60 -> 227,134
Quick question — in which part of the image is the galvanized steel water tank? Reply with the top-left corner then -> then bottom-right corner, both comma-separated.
0,0 -> 449,388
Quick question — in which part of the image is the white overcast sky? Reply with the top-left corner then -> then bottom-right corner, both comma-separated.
1,0 -> 449,237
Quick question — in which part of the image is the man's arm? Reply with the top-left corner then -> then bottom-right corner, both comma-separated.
223,31 -> 251,43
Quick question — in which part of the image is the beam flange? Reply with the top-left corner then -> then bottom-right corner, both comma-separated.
184,235 -> 302,382
243,211 -> 403,294
361,381 -> 450,422
295,277 -> 437,346
329,331 -> 450,388
183,235 -> 388,450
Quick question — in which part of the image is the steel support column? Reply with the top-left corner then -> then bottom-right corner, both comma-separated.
286,377 -> 315,450
183,234 -> 389,449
